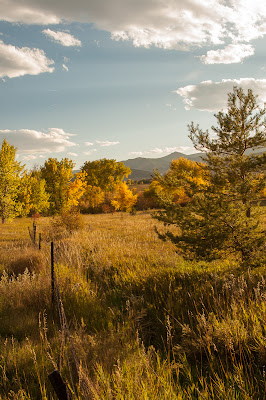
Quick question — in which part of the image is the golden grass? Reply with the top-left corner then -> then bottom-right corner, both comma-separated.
0,210 -> 266,399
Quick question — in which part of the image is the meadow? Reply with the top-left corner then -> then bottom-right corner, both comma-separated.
1,211 -> 266,399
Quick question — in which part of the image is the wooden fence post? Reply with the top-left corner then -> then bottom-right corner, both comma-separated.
48,370 -> 69,400
51,241 -> 55,305
33,222 -> 36,245
39,233 -> 42,250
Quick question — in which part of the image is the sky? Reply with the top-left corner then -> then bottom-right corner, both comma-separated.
1,0 -> 266,169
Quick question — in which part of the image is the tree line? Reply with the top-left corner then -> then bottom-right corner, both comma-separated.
0,145 -> 138,223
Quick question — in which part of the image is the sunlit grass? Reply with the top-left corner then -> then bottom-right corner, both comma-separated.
0,210 -> 266,398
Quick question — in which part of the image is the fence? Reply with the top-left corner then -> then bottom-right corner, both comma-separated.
28,222 -> 91,399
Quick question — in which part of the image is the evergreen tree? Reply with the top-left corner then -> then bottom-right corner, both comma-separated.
155,87 -> 266,261
0,139 -> 24,223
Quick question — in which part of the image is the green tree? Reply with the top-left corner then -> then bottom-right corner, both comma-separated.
0,139 -> 24,223
81,158 -> 131,191
19,172 -> 50,216
156,87 -> 266,261
40,158 -> 75,213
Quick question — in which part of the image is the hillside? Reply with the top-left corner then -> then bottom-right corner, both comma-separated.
127,168 -> 154,181
123,151 -> 205,180
123,148 -> 266,180
76,149 -> 265,181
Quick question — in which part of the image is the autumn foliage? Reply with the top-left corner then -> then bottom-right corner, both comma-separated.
0,141 -> 138,221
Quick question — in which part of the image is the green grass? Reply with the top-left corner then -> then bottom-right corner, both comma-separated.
0,211 -> 266,398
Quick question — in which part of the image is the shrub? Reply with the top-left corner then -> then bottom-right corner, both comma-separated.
7,248 -> 46,276
49,210 -> 85,239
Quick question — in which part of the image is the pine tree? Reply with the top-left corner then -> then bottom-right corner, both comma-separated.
155,87 -> 266,261
0,139 -> 24,223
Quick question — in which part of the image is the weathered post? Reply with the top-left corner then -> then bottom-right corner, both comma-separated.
48,370 -> 69,400
33,222 -> 36,245
51,241 -> 55,305
39,233 -> 42,250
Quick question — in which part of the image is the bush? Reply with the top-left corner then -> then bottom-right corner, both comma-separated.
7,248 -> 46,276
51,210 -> 84,238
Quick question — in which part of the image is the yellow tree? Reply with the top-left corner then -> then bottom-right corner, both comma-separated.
81,158 -> 131,191
40,158 -> 75,213
66,171 -> 88,210
111,182 -> 138,212
80,185 -> 105,211
19,173 -> 50,216
148,157 -> 209,206
0,139 -> 24,223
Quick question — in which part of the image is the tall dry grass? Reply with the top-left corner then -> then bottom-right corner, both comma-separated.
0,211 -> 266,398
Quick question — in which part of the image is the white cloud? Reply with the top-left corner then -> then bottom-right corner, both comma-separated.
68,152 -> 78,157
148,146 -> 195,154
200,44 -> 255,64
43,29 -> 82,47
164,146 -> 195,154
22,154 -> 38,161
96,140 -> 120,147
165,103 -> 177,111
129,146 -> 196,157
85,141 -> 94,146
1,1 -> 266,50
0,40 -> 54,78
0,128 -> 77,154
83,149 -> 97,155
149,148 -> 164,154
0,4 -> 60,24
62,64 -> 69,71
176,79 -> 266,111
129,151 -> 144,157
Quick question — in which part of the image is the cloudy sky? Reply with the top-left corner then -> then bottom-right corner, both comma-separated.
1,0 -> 266,168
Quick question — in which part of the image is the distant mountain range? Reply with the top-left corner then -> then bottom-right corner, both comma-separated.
122,152 -> 205,181
74,148 -> 265,182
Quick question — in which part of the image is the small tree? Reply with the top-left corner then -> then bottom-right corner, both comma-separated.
81,158 -> 131,191
111,182 -> 138,212
80,185 -> 105,212
19,172 -> 50,216
155,87 -> 266,261
66,171 -> 87,210
0,139 -> 24,223
40,158 -> 75,213
151,157 -> 209,206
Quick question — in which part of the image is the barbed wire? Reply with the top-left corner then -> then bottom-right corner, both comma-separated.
53,260 -> 93,399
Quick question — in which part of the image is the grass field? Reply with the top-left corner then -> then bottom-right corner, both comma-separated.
1,211 -> 266,399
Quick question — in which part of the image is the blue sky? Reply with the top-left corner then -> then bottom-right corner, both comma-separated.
0,0 -> 266,169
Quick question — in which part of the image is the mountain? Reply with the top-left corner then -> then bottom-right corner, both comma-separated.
123,152 -> 205,180
123,148 -> 266,180
127,169 -> 154,181
75,148 -> 265,182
